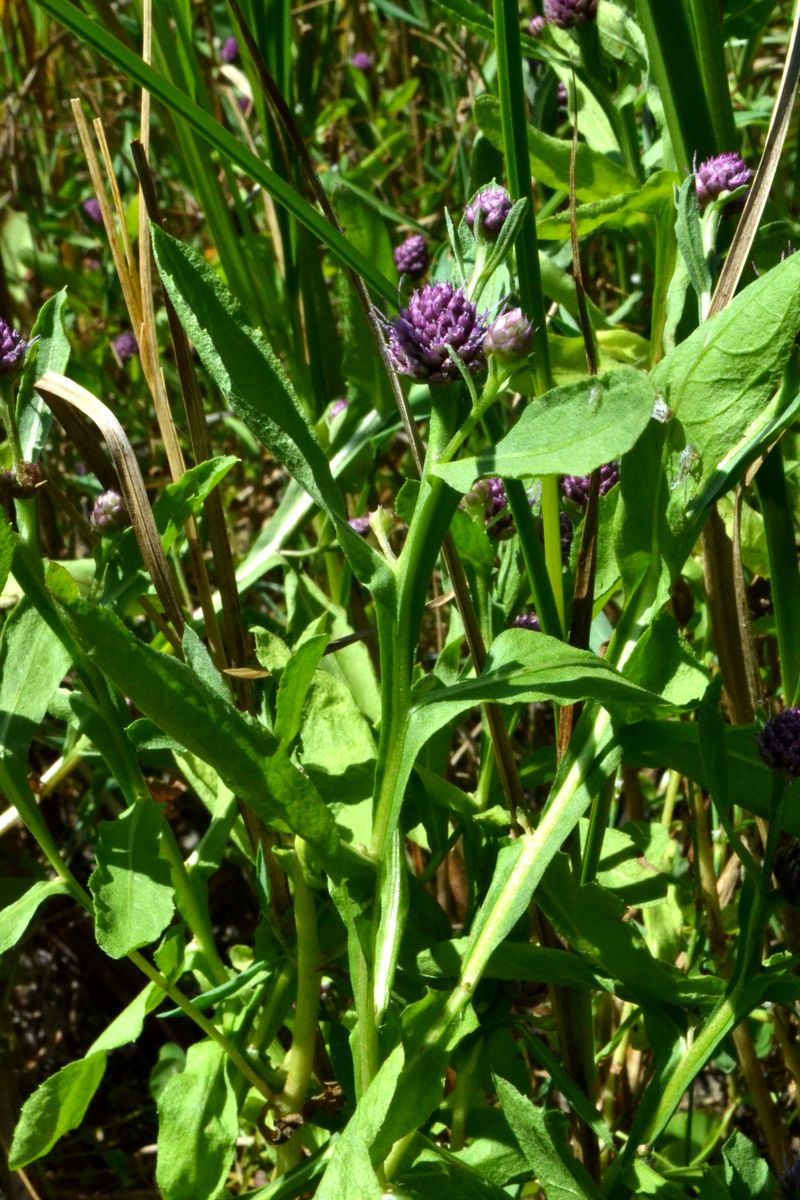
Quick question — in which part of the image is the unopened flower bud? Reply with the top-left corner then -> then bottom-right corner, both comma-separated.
528,14 -> 547,35
348,515 -> 371,536
91,489 -> 128,532
485,308 -> 533,360
464,186 -> 512,240
112,331 -> 138,362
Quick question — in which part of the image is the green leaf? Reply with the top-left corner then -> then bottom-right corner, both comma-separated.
722,1131 -> 772,1200
652,251 -> 800,515
275,632 -> 329,749
536,171 -> 677,241
16,288 -> 70,460
9,1054 -> 108,1169
434,367 -> 655,493
156,1040 -> 238,1200
0,599 -> 72,761
89,798 -> 175,958
622,613 -> 709,706
0,516 -> 14,610
494,1076 -> 603,1199
415,938 -> 610,991
51,590 -> 345,876
674,175 -> 712,303
475,94 -> 638,201
0,879 -> 69,955
316,1045 -> 405,1199
150,225 -> 385,589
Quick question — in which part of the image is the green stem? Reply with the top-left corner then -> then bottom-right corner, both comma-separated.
540,474 -> 566,631
275,840 -> 322,1175
755,443 -> 800,706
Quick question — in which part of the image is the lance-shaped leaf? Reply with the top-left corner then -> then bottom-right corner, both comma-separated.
49,584 -> 345,878
151,225 -> 387,591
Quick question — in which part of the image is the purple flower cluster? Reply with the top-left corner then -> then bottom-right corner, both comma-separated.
350,51 -> 374,73
512,612 -> 541,631
0,317 -> 28,375
393,234 -> 429,279
113,331 -> 138,361
694,152 -> 752,211
774,843 -> 800,907
386,282 -> 488,384
757,708 -> 800,777
544,0 -> 598,27
91,489 -> 128,532
561,462 -> 619,505
465,186 -> 512,239
82,197 -> 102,225
473,477 -> 515,538
348,515 -> 371,536
528,14 -> 547,35
221,36 -> 239,63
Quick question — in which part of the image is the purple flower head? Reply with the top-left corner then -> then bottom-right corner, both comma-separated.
386,282 -> 488,385
112,331 -> 138,361
0,317 -> 28,375
221,36 -> 239,63
348,515 -> 371,536
513,612 -> 541,631
774,843 -> 800,907
781,1156 -> 800,1197
82,197 -> 102,225
758,708 -> 800,778
393,234 -> 429,279
529,14 -> 547,35
485,307 -> 533,359
544,0 -> 598,28
91,489 -> 128,532
561,461 -> 619,505
472,477 -> 514,538
464,186 -> 512,240
350,51 -> 374,73
694,152 -> 752,211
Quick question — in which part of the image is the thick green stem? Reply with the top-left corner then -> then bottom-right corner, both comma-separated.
755,443 -> 800,705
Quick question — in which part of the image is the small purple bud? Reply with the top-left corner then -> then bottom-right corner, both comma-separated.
328,397 -> 348,421
694,152 -> 753,211
91,489 -> 128,532
237,94 -> 250,114
544,0 -> 598,28
221,36 -> 239,63
556,80 -> 569,109
485,307 -> 533,359
0,317 -> 28,375
112,331 -> 138,362
350,51 -> 374,73
464,185 -> 512,240
393,234 -> 429,279
512,612 -> 540,631
528,14 -> 547,35
757,708 -> 800,778
348,515 -> 371,536
82,197 -> 102,224
473,477 -> 515,539
386,282 -> 488,385
561,462 -> 619,505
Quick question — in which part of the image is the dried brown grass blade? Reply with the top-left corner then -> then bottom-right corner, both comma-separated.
33,370 -> 186,642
